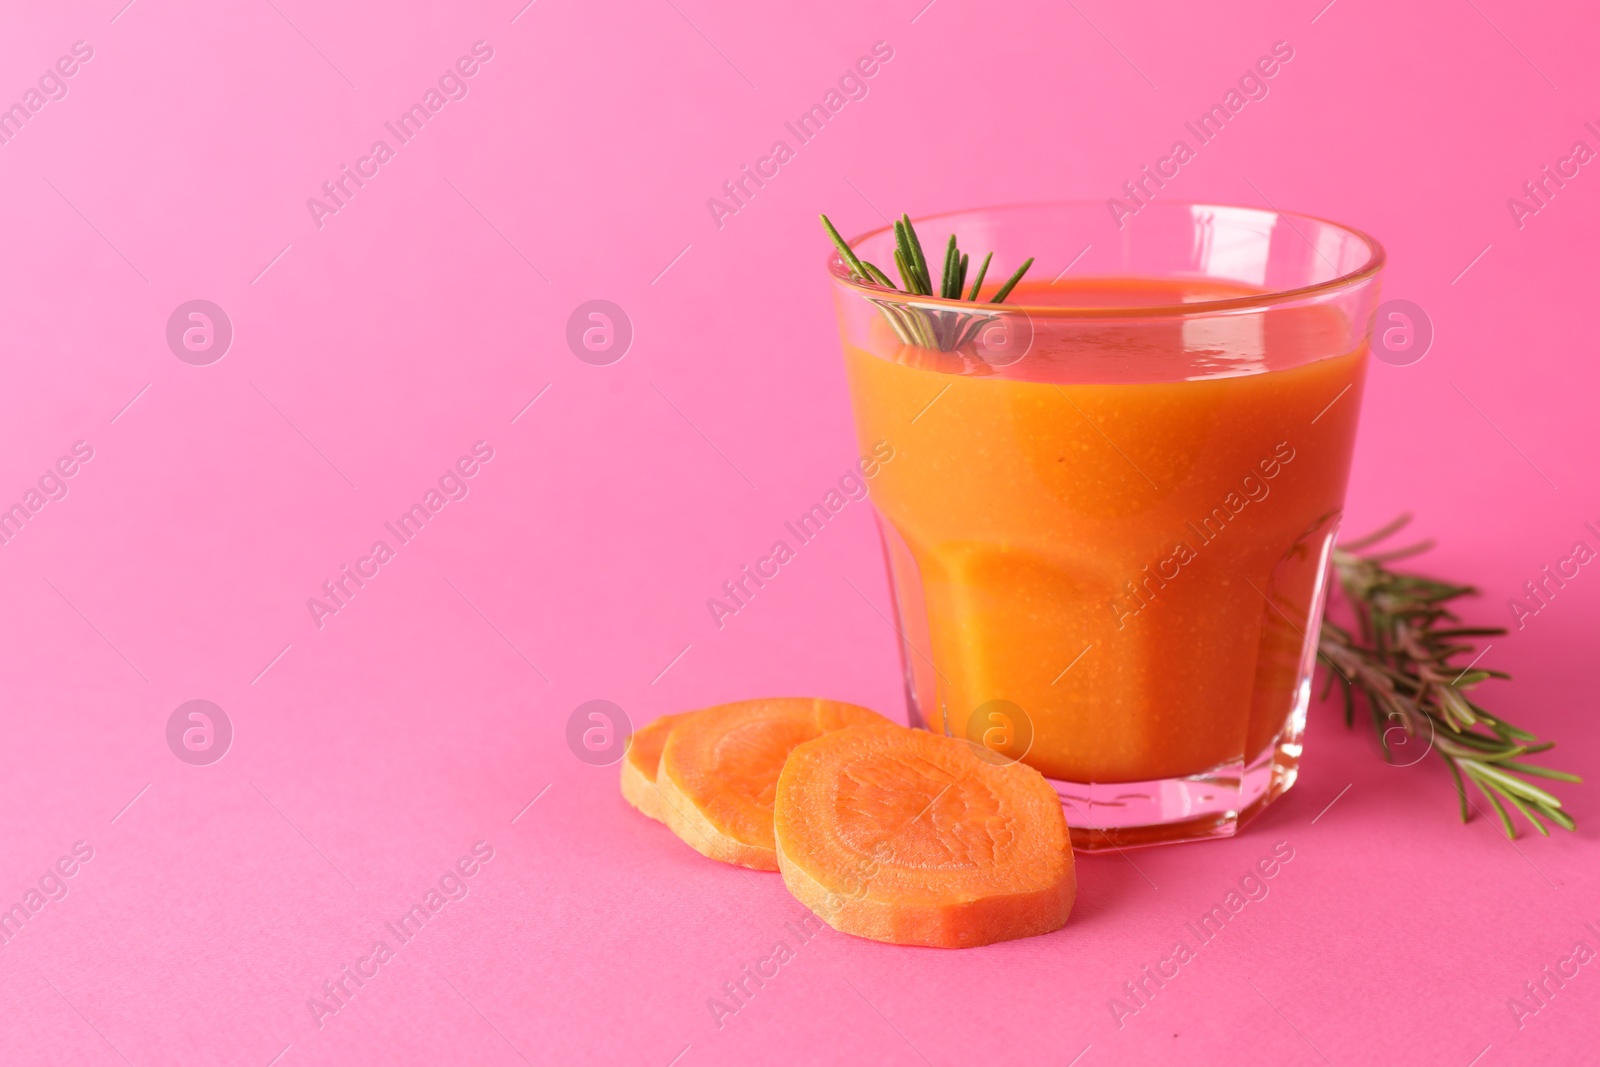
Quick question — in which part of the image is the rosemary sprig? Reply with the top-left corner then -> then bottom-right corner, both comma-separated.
821,213 -> 1034,352
1317,515 -> 1579,839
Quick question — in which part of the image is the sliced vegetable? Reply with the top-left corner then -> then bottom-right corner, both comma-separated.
775,724 -> 1075,947
620,711 -> 694,822
656,698 -> 890,870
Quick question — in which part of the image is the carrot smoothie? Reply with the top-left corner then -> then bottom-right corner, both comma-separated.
828,205 -> 1384,846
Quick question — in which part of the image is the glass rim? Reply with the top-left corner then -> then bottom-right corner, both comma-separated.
825,200 -> 1387,319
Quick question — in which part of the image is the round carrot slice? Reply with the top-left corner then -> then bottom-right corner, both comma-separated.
657,698 -> 891,870
774,724 -> 1075,948
620,711 -> 694,823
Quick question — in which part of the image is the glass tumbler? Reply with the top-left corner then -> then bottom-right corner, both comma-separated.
829,202 -> 1384,848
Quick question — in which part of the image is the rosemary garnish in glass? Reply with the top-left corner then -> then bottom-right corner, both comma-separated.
821,213 -> 1034,352
1318,515 -> 1579,839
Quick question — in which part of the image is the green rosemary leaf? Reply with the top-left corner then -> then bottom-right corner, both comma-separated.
893,246 -> 916,295
866,298 -> 911,344
1471,762 -> 1565,809
1496,760 -> 1582,783
952,313 -> 990,349
891,219 -> 911,285
990,257 -> 1036,304
862,261 -> 899,291
1338,513 -> 1415,552
1445,757 -> 1470,823
887,307 -> 918,345
1496,721 -> 1539,742
901,214 -> 932,296
1439,687 -> 1478,727
891,220 -> 911,289
891,220 -> 916,292
1498,789 -> 1551,836
820,214 -> 868,279
940,234 -> 958,300
1364,543 -> 1438,564
1469,770 -> 1519,839
967,252 -> 992,302
881,314 -> 913,345
1435,732 -> 1514,755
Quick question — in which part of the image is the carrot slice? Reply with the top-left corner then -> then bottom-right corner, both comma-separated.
774,724 -> 1075,948
620,712 -> 695,823
657,698 -> 891,870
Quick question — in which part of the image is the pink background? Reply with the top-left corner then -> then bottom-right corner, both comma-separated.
2,0 -> 1597,1063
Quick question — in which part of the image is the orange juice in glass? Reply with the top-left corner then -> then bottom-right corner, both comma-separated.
828,203 -> 1383,848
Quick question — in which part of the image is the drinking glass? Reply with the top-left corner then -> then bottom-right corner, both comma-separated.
829,202 -> 1384,848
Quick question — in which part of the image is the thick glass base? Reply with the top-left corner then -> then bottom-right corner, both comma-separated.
1050,728 -> 1304,851
877,504 -> 1332,852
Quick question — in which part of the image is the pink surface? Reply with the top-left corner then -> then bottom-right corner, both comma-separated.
1,0 -> 1597,1064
